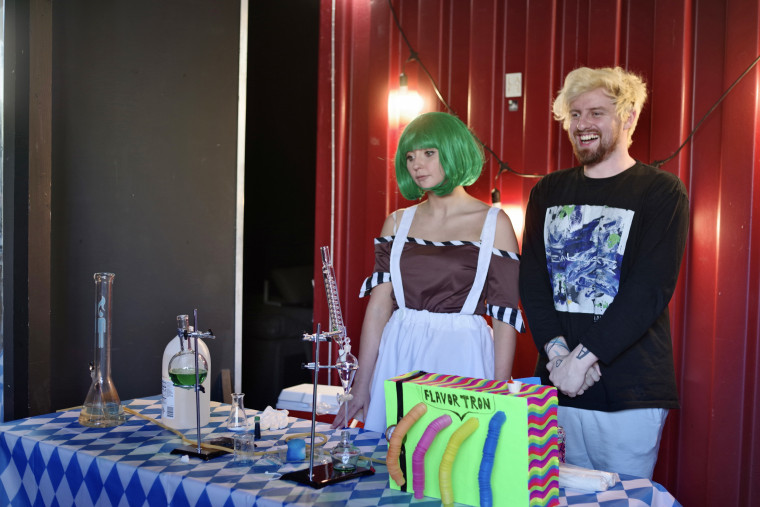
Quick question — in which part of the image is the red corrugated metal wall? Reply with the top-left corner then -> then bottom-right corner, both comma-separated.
313,1 -> 760,503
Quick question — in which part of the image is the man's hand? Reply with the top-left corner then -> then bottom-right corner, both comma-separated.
546,354 -> 568,373
545,336 -> 571,359
546,344 -> 599,397
577,362 -> 602,395
547,358 -> 601,396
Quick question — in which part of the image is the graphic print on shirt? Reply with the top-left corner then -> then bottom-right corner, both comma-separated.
544,204 -> 634,316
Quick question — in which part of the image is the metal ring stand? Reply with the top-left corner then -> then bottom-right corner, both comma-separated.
170,310 -> 225,460
280,323 -> 374,488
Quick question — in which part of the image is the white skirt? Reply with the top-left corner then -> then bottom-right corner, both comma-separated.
363,308 -> 494,433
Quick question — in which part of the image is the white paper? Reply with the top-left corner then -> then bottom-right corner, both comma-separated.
559,463 -> 620,492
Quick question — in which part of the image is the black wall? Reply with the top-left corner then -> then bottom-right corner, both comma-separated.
50,1 -> 241,410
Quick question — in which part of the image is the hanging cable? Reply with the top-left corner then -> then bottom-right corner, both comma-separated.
652,54 -> 760,168
387,0 -> 760,173
388,0 -> 540,179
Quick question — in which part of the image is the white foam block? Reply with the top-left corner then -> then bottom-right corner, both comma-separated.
276,384 -> 344,414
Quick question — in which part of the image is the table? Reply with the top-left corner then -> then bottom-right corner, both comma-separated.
0,397 -> 681,506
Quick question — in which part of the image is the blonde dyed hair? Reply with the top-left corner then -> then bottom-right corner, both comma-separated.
552,66 -> 647,146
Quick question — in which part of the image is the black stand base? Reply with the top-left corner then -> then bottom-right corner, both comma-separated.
171,444 -> 229,461
281,463 -> 374,489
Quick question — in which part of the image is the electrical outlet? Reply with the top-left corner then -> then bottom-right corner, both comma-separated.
505,72 -> 522,98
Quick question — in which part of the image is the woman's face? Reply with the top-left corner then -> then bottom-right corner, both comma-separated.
405,148 -> 445,190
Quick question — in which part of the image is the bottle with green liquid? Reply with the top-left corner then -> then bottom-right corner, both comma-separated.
161,315 -> 211,429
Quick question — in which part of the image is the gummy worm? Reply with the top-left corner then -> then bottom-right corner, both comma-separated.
439,417 -> 479,507
411,414 -> 452,499
478,411 -> 506,507
387,402 -> 427,487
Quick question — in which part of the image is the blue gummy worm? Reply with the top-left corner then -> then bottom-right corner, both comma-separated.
478,411 -> 506,507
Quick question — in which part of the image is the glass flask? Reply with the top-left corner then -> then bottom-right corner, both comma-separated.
335,351 -> 359,428
335,351 -> 358,392
331,430 -> 360,471
226,392 -> 249,432
79,273 -> 126,428
167,339 -> 209,389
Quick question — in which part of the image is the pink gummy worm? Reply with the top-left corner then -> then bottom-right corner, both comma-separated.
412,414 -> 452,499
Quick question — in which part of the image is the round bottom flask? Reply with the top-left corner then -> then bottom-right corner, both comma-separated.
168,348 -> 209,388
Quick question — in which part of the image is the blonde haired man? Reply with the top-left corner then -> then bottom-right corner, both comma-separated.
519,67 -> 689,478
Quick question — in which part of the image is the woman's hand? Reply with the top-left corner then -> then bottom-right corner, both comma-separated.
330,277 -> 394,429
331,385 -> 369,429
330,212 -> 400,430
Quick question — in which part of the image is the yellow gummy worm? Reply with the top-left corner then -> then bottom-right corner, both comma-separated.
387,402 -> 428,487
439,417 -> 479,507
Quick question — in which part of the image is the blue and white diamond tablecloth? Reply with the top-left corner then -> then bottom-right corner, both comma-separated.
0,397 -> 680,506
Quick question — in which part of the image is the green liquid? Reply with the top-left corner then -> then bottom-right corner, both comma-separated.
169,367 -> 208,388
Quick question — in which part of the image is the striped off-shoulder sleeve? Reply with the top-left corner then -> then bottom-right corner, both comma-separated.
359,236 -> 393,297
485,249 -> 526,333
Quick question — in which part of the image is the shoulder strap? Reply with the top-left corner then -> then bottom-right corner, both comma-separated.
389,206 -> 417,309
460,206 -> 500,314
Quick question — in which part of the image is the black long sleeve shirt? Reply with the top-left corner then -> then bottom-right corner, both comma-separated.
519,162 -> 689,411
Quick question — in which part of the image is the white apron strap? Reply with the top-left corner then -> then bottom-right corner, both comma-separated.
389,205 -> 417,310
460,206 -> 500,315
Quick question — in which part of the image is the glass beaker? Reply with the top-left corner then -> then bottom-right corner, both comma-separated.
232,432 -> 256,466
331,430 -> 360,471
79,273 -> 126,428
226,393 -> 249,432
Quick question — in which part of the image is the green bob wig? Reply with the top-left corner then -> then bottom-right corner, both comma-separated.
395,112 -> 485,200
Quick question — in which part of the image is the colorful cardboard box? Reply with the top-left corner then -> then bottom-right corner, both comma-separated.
385,371 -> 559,507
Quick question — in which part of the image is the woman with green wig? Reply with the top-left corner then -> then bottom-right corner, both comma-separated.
332,112 -> 525,433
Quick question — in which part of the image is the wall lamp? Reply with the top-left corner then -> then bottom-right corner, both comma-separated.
388,72 -> 424,127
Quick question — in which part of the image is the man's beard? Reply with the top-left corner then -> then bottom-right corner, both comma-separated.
571,127 -> 621,167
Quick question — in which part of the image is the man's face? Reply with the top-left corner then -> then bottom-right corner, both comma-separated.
567,87 -> 626,167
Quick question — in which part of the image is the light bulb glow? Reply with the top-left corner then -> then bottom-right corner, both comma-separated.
388,85 -> 424,126
501,204 -> 525,243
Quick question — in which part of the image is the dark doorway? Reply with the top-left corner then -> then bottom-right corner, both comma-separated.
243,0 -> 318,410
